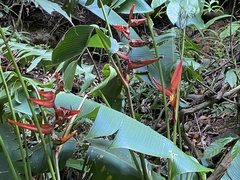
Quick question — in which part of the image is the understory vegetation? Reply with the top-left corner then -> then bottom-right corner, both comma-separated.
0,0 -> 240,179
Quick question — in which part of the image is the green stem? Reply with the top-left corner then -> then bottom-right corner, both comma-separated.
0,26 -> 56,180
129,151 -> 144,180
0,63 -> 30,179
146,13 -> 172,179
99,1 -> 148,178
0,136 -> 19,179
146,14 -> 170,139
99,0 -> 123,72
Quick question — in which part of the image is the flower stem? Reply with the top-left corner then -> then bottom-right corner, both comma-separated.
146,13 -> 172,179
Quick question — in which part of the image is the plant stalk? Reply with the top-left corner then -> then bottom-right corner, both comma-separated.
0,136 -> 19,179
146,13 -> 172,179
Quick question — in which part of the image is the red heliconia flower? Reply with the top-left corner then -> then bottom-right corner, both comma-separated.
152,60 -> 183,107
54,106 -> 81,125
129,18 -> 147,27
38,90 -> 55,100
128,4 -> 146,27
8,119 -> 53,134
60,130 -> 77,144
128,4 -> 135,24
112,25 -> 130,40
171,60 -> 183,91
129,39 -> 148,47
116,51 -> 130,61
29,98 -> 55,108
53,130 -> 77,145
30,90 -> 56,108
55,72 -> 64,93
129,57 -> 163,69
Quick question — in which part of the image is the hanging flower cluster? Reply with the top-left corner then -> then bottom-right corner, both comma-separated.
113,4 -> 163,82
152,60 -> 183,120
8,86 -> 81,145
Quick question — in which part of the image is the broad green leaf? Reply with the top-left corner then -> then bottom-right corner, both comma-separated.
33,0 -> 73,24
66,158 -> 84,170
220,21 -> 240,39
0,124 -> 23,179
221,153 -> 240,180
63,60 -> 78,91
231,140 -> 240,160
205,14 -> 232,29
90,64 -> 117,95
87,139 -> 164,180
115,0 -> 153,14
52,25 -> 94,65
88,30 -> 118,53
87,139 -> 141,179
75,64 -> 96,94
99,76 -> 123,111
225,70 -> 237,88
166,1 -> 180,25
151,0 -> 167,9
85,0 -> 94,6
54,93 -> 212,178
30,139 -> 76,174
204,134 -> 239,159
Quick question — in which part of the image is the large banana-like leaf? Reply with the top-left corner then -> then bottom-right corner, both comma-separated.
0,124 -> 22,179
55,92 -> 212,179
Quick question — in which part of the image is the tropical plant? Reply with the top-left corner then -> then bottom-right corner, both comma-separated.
1,0 -> 239,179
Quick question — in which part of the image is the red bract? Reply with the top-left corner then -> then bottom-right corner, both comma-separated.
129,39 -> 148,47
38,90 -> 55,100
55,106 -> 81,125
129,57 -> 162,69
171,60 -> 183,91
60,130 -> 77,144
112,25 -> 130,40
8,119 -> 53,134
29,98 -> 55,108
152,60 -> 183,107
116,51 -> 130,61
30,90 -> 55,108
128,4 -> 135,24
129,18 -> 147,27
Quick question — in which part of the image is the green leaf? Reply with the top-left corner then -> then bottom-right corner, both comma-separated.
85,0 -> 95,6
166,1 -> 181,25
220,21 -> 240,39
100,76 -> 123,111
205,14 -> 232,29
66,158 -> 84,170
30,139 -> 76,174
63,60 -> 78,91
221,153 -> 240,180
75,64 -> 96,94
231,140 -> 240,160
55,93 -> 212,178
90,64 -> 117,95
34,0 -> 73,24
115,0 -> 153,14
151,0 -> 167,9
52,25 -> 94,65
225,70 -> 237,88
87,139 -> 141,179
0,124 -> 23,179
204,134 -> 239,158
87,139 -> 165,180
